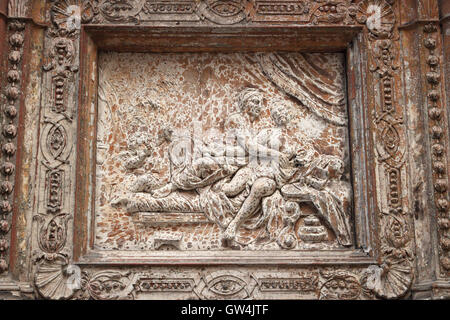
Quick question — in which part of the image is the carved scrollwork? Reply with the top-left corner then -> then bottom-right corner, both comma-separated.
40,119 -> 73,167
32,0 -> 83,299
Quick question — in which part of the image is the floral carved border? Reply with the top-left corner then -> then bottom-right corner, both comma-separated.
30,0 -> 417,300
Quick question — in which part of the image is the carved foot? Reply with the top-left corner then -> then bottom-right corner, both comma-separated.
221,225 -> 237,248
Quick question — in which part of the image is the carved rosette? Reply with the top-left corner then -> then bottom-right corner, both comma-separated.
422,23 -> 450,275
0,20 -> 25,274
74,270 -> 135,300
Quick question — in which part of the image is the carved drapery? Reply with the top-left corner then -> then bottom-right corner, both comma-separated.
258,53 -> 348,126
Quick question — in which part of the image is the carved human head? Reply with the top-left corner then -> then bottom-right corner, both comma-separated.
238,88 -> 263,120
270,102 -> 291,127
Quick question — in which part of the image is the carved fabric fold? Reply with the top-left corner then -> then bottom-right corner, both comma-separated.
258,53 -> 347,126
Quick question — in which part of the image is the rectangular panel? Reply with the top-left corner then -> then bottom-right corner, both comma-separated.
94,51 -> 353,253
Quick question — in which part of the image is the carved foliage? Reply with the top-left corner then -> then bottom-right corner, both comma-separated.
71,0 -> 398,27
319,270 -> 362,300
36,214 -> 70,255
77,270 -> 135,300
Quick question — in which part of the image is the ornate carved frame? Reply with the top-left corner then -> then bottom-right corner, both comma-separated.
1,0 -> 449,300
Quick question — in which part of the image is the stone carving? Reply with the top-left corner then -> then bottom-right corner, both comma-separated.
99,0 -> 146,23
355,0 -> 395,39
135,278 -> 195,292
50,0 -> 98,27
142,1 -> 196,14
0,20 -> 25,274
35,214 -> 71,255
201,272 -> 251,298
31,267 -> 377,300
32,0 -> 82,300
76,270 -> 135,300
259,53 -> 348,126
355,0 -> 414,299
105,56 -> 353,251
361,213 -> 413,299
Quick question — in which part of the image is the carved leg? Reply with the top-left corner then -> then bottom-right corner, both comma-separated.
151,183 -> 176,198
222,167 -> 253,197
222,177 -> 276,246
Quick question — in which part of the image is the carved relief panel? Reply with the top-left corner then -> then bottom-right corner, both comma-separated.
1,0 -> 449,300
